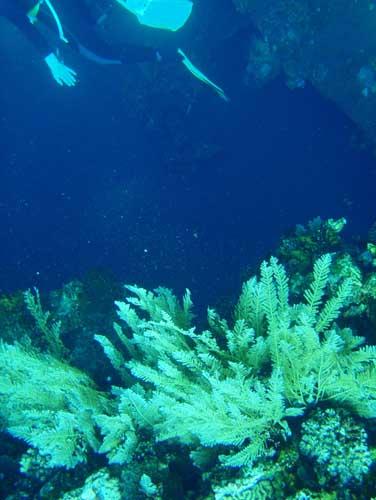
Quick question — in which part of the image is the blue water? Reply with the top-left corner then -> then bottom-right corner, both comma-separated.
2,3 -> 376,498
0,0 -> 375,309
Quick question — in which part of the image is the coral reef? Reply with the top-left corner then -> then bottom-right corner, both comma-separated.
0,342 -> 109,469
62,469 -> 122,500
1,218 -> 376,498
94,254 -> 376,475
299,408 -> 372,489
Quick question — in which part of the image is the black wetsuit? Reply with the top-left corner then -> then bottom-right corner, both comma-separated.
0,0 -> 52,57
0,0 -> 159,64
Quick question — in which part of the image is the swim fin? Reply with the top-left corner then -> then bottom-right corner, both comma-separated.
115,0 -> 193,32
178,49 -> 229,102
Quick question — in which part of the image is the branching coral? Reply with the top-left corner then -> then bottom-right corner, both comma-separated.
1,245 -> 376,500
24,287 -> 67,359
96,254 -> 376,470
0,342 -> 110,468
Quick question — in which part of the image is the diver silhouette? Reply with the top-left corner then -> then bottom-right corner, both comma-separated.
0,0 -> 182,86
0,0 -> 228,99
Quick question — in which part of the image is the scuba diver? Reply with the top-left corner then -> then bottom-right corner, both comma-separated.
0,0 -> 228,99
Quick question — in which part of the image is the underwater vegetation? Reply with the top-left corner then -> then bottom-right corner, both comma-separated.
1,218 -> 376,499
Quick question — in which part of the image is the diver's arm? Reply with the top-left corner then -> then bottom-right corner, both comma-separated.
44,53 -> 77,86
72,39 -> 179,66
155,47 -> 183,64
4,2 -> 52,58
119,45 -> 183,64
4,3 -> 77,86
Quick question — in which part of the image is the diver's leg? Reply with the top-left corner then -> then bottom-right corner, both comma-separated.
38,0 -> 159,64
70,32 -> 158,64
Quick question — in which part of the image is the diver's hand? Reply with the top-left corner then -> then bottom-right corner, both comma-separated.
44,53 -> 77,87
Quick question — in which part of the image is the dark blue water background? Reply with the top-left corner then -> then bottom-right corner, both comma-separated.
1,0 -> 375,307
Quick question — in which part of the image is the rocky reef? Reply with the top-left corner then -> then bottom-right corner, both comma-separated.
233,0 -> 376,145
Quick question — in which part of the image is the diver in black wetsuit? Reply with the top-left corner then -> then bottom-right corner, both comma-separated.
0,0 -> 178,86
